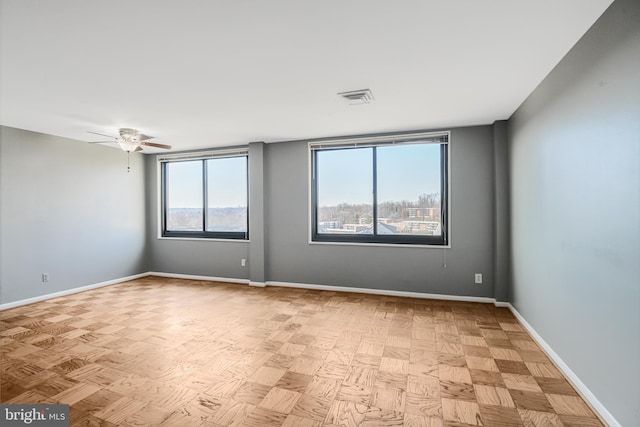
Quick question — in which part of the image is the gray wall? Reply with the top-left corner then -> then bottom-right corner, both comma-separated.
144,125 -> 501,298
144,154 -> 250,279
508,0 -> 640,425
248,142 -> 266,284
0,126 -> 148,304
493,121 -> 511,302
264,125 -> 498,297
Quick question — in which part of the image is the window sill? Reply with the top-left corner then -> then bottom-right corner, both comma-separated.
157,236 -> 250,243
308,240 -> 450,249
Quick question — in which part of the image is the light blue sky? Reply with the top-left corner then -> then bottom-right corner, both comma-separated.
166,157 -> 247,208
167,145 -> 441,208
317,144 -> 441,206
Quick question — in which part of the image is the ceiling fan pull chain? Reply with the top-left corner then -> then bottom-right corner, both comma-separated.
127,152 -> 131,173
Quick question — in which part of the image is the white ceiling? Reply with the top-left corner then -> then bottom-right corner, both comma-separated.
0,0 -> 613,153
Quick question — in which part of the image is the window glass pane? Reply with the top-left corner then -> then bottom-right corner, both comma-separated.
206,157 -> 247,232
166,161 -> 203,231
316,148 -> 373,234
376,144 -> 442,236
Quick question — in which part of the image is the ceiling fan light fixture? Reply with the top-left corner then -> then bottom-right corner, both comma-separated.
87,128 -> 171,152
118,140 -> 139,152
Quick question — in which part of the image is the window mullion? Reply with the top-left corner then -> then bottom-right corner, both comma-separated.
245,155 -> 249,239
312,151 -> 318,237
441,144 -> 448,244
372,147 -> 378,237
162,163 -> 168,234
202,159 -> 208,232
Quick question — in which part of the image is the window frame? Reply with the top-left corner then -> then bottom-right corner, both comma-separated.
159,150 -> 249,240
310,132 -> 449,246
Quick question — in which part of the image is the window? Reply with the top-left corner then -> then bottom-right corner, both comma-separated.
160,150 -> 248,239
311,132 -> 449,245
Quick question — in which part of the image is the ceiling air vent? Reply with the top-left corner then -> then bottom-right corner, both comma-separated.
338,89 -> 374,105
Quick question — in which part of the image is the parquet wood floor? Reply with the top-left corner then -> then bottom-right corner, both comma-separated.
1,276 -> 604,426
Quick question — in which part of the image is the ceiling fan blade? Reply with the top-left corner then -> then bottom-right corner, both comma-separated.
87,131 -> 117,140
141,141 -> 172,150
135,146 -> 144,152
88,140 -> 116,144
138,134 -> 153,141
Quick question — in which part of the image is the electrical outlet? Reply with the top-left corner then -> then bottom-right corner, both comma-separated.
42,273 -> 49,283
241,259 -> 246,267
474,273 -> 482,284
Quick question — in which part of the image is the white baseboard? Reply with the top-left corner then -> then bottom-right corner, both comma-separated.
494,301 -> 511,308
145,275 -> 501,305
0,272 -> 249,311
249,281 -> 266,287
0,272 -> 150,311
0,271 -> 502,309
506,303 -> 619,427
265,280 -> 498,304
148,271 -> 249,285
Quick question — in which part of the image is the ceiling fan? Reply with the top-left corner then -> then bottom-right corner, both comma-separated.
87,128 -> 172,152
